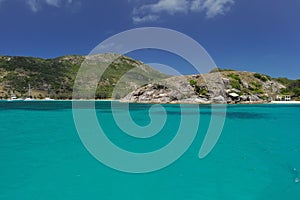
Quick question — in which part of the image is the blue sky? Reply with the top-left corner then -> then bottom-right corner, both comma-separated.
0,0 -> 299,79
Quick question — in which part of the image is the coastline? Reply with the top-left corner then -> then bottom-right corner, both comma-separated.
270,101 -> 300,104
0,99 -> 119,102
1,99 -> 300,105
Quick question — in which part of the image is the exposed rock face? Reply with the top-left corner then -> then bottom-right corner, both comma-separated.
122,71 -> 287,104
0,53 -> 289,102
123,73 -> 228,104
212,96 -> 226,103
121,83 -> 210,104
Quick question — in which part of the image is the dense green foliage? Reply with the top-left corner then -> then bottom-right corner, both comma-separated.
189,79 -> 197,86
0,55 -> 83,99
228,73 -> 242,83
197,87 -> 208,96
227,73 -> 242,90
253,73 -> 270,82
274,77 -> 294,86
249,81 -> 264,94
189,79 -> 208,96
274,77 -> 300,97
0,55 -> 168,99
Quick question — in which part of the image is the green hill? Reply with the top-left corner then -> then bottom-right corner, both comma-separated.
0,54 -> 169,99
0,54 -> 299,102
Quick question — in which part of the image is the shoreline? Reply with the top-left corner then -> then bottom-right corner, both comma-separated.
270,101 -> 300,104
1,99 -> 300,105
0,99 -> 119,102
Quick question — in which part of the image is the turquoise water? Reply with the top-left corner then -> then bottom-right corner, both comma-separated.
0,101 -> 299,199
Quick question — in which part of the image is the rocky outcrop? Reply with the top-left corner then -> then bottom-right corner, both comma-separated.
0,53 -> 290,102
122,71 -> 287,104
121,83 -> 210,104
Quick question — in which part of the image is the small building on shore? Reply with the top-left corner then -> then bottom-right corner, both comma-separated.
276,95 -> 291,101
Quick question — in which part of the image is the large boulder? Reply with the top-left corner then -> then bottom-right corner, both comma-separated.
212,96 -> 226,103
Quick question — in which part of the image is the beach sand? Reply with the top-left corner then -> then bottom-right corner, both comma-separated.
270,101 -> 300,104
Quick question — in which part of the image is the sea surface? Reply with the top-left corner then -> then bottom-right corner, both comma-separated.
0,101 -> 299,200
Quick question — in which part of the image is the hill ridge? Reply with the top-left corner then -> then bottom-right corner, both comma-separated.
0,53 -> 299,102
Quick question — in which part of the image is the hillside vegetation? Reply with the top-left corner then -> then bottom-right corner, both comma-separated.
123,69 -> 300,104
212,68 -> 300,99
0,54 -> 299,102
0,54 -> 168,99
273,78 -> 300,99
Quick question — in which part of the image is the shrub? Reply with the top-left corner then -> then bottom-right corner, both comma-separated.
262,95 -> 268,100
153,84 -> 166,90
189,79 -> 197,86
249,82 -> 264,94
193,85 -> 208,96
292,88 -> 300,97
280,88 -> 292,95
228,73 -> 242,83
260,76 -> 268,82
275,77 -> 293,86
254,73 -> 269,82
253,89 -> 264,94
230,80 -> 241,90
251,81 -> 262,89
198,87 -> 208,96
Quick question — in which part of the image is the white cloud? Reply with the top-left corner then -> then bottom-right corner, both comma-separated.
27,0 -> 40,12
0,0 -> 80,13
139,0 -> 189,15
25,0 -> 78,12
191,0 -> 234,18
45,0 -> 61,7
132,0 -> 235,23
132,14 -> 160,24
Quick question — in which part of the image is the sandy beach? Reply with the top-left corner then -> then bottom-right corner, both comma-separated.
270,101 -> 300,104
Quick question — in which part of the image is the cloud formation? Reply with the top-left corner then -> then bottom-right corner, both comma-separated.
136,0 -> 190,15
26,0 -> 76,12
0,0 -> 77,12
132,0 -> 235,23
132,14 -> 160,24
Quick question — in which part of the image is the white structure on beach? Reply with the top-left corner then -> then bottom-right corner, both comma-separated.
276,95 -> 291,101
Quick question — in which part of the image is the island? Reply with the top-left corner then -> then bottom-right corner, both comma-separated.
0,53 -> 299,104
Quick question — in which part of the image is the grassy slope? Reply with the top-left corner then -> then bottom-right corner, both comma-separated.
0,54 -> 169,99
0,55 -> 298,100
187,69 -> 300,100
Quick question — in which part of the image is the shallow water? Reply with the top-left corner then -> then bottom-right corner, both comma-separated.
0,101 -> 299,199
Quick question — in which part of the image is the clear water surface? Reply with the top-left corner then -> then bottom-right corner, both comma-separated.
0,101 -> 299,200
